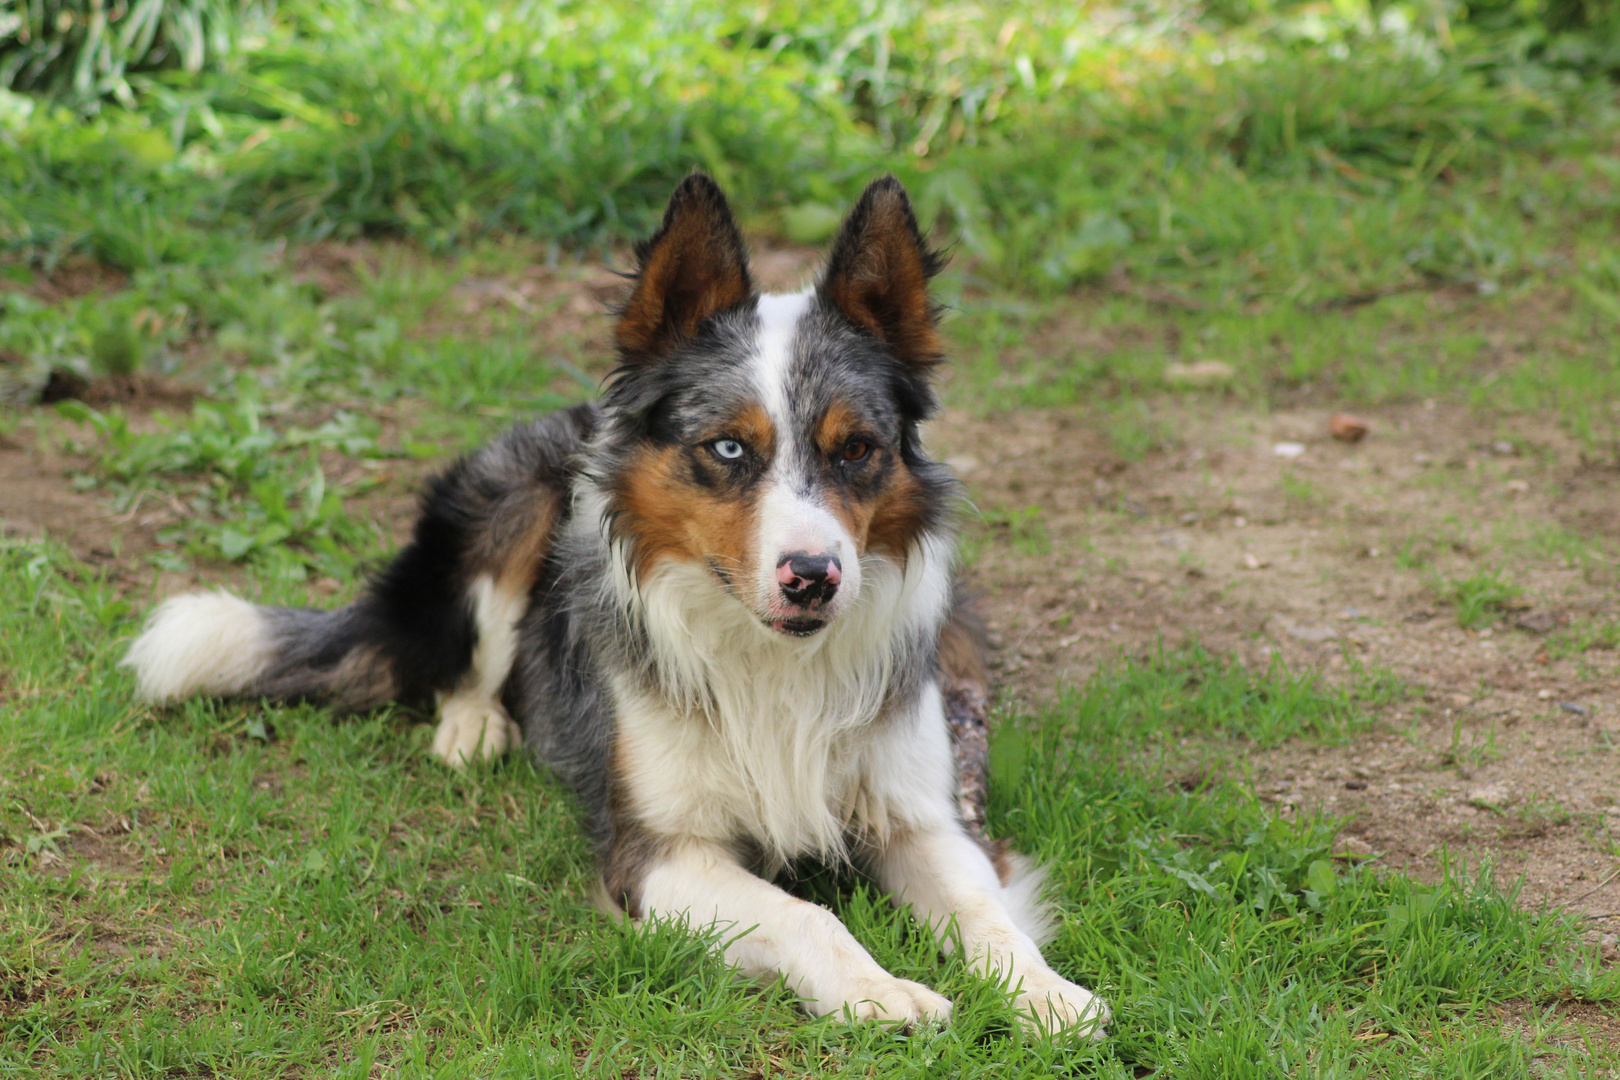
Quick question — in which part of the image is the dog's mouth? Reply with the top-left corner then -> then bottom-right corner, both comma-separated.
768,617 -> 827,638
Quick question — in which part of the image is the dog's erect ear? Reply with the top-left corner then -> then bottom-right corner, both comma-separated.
817,176 -> 946,370
616,173 -> 754,361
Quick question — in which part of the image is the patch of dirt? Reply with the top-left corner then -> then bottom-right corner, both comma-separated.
930,396 -> 1620,926
0,255 -> 129,304
1499,998 -> 1620,1065
0,438 -> 150,564
38,370 -> 202,411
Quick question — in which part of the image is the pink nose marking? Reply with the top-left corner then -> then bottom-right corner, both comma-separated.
776,553 -> 842,606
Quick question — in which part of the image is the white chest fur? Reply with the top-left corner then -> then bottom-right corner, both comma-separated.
607,538 -> 958,864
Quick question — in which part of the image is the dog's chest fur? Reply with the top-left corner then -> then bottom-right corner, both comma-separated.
602,532 -> 957,865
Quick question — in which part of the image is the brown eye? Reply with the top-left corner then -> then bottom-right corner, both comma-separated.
842,440 -> 870,462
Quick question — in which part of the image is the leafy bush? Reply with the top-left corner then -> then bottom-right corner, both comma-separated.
0,0 -> 262,103
0,0 -> 1614,292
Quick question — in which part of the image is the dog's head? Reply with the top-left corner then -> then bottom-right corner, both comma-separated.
598,173 -> 954,639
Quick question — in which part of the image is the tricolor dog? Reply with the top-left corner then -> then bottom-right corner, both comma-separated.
124,174 -> 1110,1035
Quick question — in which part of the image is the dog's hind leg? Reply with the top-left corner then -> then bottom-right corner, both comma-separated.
427,510 -> 552,766
423,414 -> 587,766
123,404 -> 596,765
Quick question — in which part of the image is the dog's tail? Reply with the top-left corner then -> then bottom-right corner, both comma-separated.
122,402 -> 598,712
122,588 -> 447,711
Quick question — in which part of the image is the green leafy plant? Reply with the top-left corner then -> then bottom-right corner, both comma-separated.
1437,567 -> 1524,629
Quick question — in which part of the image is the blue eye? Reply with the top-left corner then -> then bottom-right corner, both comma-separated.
711,439 -> 745,461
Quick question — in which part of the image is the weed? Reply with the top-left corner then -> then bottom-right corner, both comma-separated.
1437,567 -> 1524,629
1104,400 -> 1178,462
1279,468 -> 1319,506
1395,534 -> 1434,570
54,392 -> 385,573
1544,617 -> 1620,661
1439,714 -> 1502,768
1511,798 -> 1574,833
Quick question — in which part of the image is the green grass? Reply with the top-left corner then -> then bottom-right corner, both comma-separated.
1544,617 -> 1620,661
1437,567 -> 1525,630
4,2 -> 1620,1072
2,542 -> 1614,1077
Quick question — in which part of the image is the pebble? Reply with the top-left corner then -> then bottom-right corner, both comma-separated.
1273,441 -> 1306,458
1276,618 -> 1339,644
1165,360 -> 1236,387
1560,702 -> 1590,716
1329,413 -> 1369,443
1605,934 -> 1618,964
1467,784 -> 1511,807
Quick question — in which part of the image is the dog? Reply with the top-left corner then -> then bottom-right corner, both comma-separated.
122,174 -> 1110,1036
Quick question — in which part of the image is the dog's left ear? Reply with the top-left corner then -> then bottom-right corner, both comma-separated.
817,176 -> 946,370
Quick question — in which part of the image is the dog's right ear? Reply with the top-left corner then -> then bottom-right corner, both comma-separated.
616,174 -> 754,362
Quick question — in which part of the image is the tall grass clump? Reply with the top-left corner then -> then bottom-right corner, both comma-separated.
0,0 -> 265,103
2,0 -> 1617,291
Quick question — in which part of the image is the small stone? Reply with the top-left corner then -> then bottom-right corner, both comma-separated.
1537,689 -> 1555,700
1467,784 -> 1510,807
1329,413 -> 1369,443
1334,835 -> 1374,857
1489,440 -> 1517,456
1273,441 -> 1306,459
1344,779 -> 1368,791
1603,934 -> 1618,964
1515,611 -> 1557,635
1241,553 -> 1269,570
1560,702 -> 1590,716
1165,360 -> 1236,388
1277,618 -> 1339,644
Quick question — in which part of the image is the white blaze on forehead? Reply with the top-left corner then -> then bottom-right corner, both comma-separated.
752,290 -> 814,432
748,289 -> 859,610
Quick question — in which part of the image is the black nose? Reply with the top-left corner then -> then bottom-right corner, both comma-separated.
777,552 -> 841,607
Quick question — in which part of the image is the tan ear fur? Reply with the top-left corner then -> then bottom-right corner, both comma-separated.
816,176 -> 946,368
616,173 -> 754,361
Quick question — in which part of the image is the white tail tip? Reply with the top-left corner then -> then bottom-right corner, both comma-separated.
122,591 -> 272,701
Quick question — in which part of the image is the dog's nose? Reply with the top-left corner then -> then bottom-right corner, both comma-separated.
777,552 -> 841,607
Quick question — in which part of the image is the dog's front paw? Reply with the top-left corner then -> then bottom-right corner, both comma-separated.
432,694 -> 520,766
1015,974 -> 1110,1039
831,974 -> 953,1029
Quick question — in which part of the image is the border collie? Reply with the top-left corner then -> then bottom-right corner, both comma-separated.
123,174 -> 1109,1036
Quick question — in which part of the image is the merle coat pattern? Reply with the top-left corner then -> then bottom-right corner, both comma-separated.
123,174 -> 1110,1035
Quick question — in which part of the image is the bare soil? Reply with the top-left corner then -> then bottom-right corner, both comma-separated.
931,396 -> 1620,950
4,248 -> 1617,958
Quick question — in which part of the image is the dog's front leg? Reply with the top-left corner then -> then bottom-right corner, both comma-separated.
638,841 -> 953,1026
873,827 -> 1110,1038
